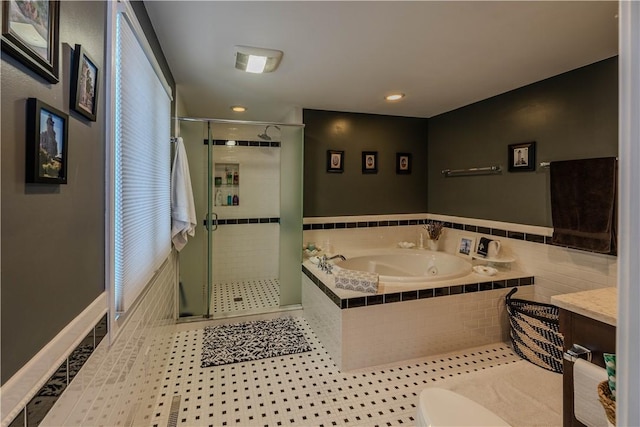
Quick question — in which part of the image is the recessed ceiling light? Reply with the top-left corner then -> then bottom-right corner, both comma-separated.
230,106 -> 246,112
235,45 -> 283,74
385,93 -> 405,101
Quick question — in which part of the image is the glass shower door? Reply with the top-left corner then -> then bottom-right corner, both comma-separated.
207,122 -> 282,317
176,119 -> 212,318
176,119 -> 304,320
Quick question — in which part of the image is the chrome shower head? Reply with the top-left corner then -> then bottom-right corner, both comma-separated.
257,125 -> 280,141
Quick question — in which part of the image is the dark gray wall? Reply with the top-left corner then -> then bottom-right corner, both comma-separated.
303,109 -> 428,217
0,1 -> 174,384
428,57 -> 618,227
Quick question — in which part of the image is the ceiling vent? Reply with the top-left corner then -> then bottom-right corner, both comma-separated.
234,45 -> 283,73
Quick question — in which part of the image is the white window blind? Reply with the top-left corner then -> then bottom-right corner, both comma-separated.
114,12 -> 171,312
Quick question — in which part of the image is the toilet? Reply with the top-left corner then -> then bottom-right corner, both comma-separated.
416,388 -> 511,427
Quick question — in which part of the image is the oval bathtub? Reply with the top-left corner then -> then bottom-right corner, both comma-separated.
333,249 -> 472,283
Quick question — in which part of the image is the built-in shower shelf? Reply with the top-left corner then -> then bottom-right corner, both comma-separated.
215,162 -> 240,206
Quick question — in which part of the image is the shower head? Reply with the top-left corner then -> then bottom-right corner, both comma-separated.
257,125 -> 280,141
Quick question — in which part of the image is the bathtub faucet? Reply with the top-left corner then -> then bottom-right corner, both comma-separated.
318,255 -> 332,274
318,254 -> 345,274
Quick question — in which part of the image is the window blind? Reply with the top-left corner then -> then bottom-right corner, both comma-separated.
114,12 -> 171,312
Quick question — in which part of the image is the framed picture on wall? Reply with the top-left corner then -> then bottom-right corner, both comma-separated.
26,97 -> 68,184
362,151 -> 377,174
457,236 -> 476,258
327,150 -> 344,173
508,141 -> 536,172
1,0 -> 60,83
396,152 -> 412,174
70,44 -> 99,121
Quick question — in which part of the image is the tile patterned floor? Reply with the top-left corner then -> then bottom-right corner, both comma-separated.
212,279 -> 280,314
148,315 -> 525,427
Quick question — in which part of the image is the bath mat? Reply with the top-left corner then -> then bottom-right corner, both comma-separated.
201,317 -> 311,368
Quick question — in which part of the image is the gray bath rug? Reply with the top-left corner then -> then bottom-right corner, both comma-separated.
201,317 -> 311,368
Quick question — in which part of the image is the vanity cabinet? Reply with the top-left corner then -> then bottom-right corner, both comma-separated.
559,309 -> 616,427
552,287 -> 617,427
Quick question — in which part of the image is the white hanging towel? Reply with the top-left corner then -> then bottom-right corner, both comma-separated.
171,137 -> 197,251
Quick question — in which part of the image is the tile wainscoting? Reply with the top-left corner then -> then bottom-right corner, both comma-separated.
40,253 -> 177,427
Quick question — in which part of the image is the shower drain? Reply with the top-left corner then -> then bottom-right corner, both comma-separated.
233,297 -> 243,302
167,395 -> 181,427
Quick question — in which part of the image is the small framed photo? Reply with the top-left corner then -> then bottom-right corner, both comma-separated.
1,0 -> 60,83
26,98 -> 68,184
70,44 -> 99,121
508,141 -> 536,172
327,150 -> 344,173
457,236 -> 476,258
396,152 -> 412,174
362,151 -> 377,174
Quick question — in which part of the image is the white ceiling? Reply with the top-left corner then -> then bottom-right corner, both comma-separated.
144,1 -> 618,123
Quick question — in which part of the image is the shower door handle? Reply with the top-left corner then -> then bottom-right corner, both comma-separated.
205,212 -> 218,231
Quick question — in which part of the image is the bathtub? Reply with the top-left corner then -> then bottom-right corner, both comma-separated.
332,249 -> 472,283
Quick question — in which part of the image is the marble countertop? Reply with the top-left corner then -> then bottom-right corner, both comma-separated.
551,287 -> 617,326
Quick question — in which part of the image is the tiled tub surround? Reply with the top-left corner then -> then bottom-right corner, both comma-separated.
302,271 -> 532,372
302,257 -> 534,371
303,213 -> 617,303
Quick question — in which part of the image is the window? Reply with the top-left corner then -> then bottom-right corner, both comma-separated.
111,4 -> 172,314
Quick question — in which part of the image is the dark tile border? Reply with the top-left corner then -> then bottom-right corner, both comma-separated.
10,314 -> 107,427
301,216 -> 569,253
302,265 -> 534,310
204,139 -> 281,148
205,217 -> 280,226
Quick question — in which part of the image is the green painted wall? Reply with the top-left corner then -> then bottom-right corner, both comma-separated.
303,109 -> 428,217
428,57 -> 618,227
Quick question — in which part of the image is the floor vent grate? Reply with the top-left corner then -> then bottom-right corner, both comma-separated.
167,395 -> 181,427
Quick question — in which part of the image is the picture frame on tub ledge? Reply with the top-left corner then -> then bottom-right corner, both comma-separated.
457,236 -> 476,258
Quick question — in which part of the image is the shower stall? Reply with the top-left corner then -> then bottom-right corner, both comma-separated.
176,118 -> 304,319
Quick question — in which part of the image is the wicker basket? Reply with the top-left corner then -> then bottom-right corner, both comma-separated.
598,380 -> 616,426
505,288 -> 564,373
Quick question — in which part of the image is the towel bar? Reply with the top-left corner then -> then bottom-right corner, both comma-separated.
540,157 -> 618,168
441,165 -> 501,177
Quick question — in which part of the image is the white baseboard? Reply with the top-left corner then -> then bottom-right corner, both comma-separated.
0,293 -> 107,427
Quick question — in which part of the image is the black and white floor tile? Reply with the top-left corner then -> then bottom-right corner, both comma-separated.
149,315 -> 525,427
212,279 -> 280,314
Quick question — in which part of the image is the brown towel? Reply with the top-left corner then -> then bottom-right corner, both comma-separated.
550,157 -> 617,254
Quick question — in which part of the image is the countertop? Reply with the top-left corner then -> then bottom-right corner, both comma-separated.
551,287 -> 617,326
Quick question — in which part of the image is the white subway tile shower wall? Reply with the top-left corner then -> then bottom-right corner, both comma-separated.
210,146 -> 281,283
41,254 -> 177,427
303,214 -> 617,303
212,223 -> 279,283
212,146 -> 280,218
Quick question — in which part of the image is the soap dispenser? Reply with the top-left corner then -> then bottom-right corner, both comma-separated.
215,189 -> 223,206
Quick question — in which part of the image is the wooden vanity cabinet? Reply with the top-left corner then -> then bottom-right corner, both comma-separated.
559,308 -> 616,427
